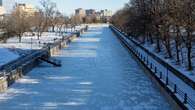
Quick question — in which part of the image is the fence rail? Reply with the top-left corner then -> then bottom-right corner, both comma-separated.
110,25 -> 195,110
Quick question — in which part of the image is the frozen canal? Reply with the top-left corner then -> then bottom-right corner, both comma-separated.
0,25 -> 172,110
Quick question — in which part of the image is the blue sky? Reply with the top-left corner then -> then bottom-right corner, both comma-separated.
8,0 -> 129,15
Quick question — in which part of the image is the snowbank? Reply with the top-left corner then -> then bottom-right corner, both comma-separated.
0,48 -> 19,67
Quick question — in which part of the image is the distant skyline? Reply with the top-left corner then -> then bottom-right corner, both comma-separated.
3,0 -> 129,15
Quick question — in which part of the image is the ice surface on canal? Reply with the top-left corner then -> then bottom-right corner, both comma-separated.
0,24 -> 172,110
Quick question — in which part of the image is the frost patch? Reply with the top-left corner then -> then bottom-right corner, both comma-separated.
46,76 -> 72,80
0,88 -> 37,102
74,38 -> 101,43
72,89 -> 92,93
43,101 -> 85,107
16,78 -> 39,84
79,82 -> 93,85
61,101 -> 85,106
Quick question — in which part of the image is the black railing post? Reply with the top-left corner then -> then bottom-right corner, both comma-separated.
174,84 -> 177,93
155,67 -> 157,73
183,93 -> 187,104
166,76 -> 169,85
150,63 -> 153,69
160,72 -> 162,79
166,65 -> 169,85
147,57 -> 149,65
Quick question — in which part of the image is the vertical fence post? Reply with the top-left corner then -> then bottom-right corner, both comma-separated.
166,66 -> 169,85
174,84 -> 177,93
166,76 -> 169,85
147,57 -> 149,65
150,63 -> 153,69
155,67 -> 157,73
183,93 -> 187,104
160,72 -> 162,79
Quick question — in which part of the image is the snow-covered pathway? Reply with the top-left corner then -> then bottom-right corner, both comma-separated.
0,25 -> 172,110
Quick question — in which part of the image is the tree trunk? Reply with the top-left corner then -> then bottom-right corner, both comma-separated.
175,27 -> 180,64
186,31 -> 193,70
187,46 -> 192,70
19,35 -> 22,43
166,33 -> 172,58
52,26 -> 55,32
149,33 -> 153,44
156,36 -> 161,52
37,32 -> 41,40
175,39 -> 180,64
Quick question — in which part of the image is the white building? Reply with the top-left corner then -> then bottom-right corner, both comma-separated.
0,6 -> 5,15
101,9 -> 112,17
0,0 -> 2,6
75,8 -> 86,17
14,3 -> 36,16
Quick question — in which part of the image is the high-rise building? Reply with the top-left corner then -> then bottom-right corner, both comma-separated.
86,9 -> 95,16
0,0 -> 2,6
75,8 -> 86,17
0,0 -> 5,16
13,3 -> 36,16
0,6 -> 5,16
101,9 -> 112,17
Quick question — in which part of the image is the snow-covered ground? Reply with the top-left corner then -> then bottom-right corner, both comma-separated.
0,32 -> 65,70
0,48 -> 19,67
142,41 -> 195,82
0,28 -> 76,68
0,24 -> 172,110
0,32 -> 66,50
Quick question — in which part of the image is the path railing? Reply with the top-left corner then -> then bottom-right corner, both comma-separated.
110,25 -> 195,110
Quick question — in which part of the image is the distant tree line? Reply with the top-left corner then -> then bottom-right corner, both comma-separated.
72,15 -> 110,24
111,0 -> 195,70
0,0 -> 80,42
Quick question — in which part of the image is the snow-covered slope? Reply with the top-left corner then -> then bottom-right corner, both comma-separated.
0,48 -> 19,67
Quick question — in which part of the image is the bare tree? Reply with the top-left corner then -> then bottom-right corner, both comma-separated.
11,7 -> 30,42
33,0 -> 56,39
33,9 -> 45,39
112,0 -> 195,70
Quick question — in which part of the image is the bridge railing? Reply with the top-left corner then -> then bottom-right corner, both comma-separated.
110,25 -> 195,110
